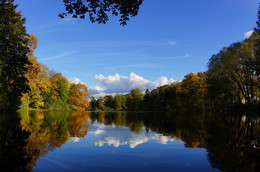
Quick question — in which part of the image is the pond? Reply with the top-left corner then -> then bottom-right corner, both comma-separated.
0,110 -> 259,171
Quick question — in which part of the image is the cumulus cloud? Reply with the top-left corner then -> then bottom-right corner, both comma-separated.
69,77 -> 85,84
89,86 -> 104,94
244,31 -> 254,39
91,73 -> 176,96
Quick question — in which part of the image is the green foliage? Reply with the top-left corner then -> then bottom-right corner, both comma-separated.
96,97 -> 105,111
126,88 -> 144,110
114,94 -> 126,111
0,0 -> 30,110
49,98 -> 70,111
179,72 -> 207,108
103,95 -> 114,110
207,40 -> 259,105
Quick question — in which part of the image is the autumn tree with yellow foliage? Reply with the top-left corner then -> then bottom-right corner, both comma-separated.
68,83 -> 90,111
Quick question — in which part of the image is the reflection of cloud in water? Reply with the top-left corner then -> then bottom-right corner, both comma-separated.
90,122 -> 176,148
90,128 -> 105,135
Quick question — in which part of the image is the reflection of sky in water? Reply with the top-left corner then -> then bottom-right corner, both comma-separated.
69,122 -> 177,148
36,119 -> 219,171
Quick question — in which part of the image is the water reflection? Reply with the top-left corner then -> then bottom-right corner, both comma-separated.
0,112 -> 30,171
90,122 -> 176,148
0,110 -> 259,171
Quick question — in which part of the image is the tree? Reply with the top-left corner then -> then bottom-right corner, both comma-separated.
103,95 -> 114,110
156,84 -> 177,111
96,97 -> 105,110
114,94 -> 126,111
126,88 -> 143,110
207,42 -> 259,105
179,72 -> 207,108
0,0 -> 30,110
49,73 -> 70,110
89,96 -> 97,110
21,34 -> 45,108
68,83 -> 90,111
143,89 -> 152,110
60,0 -> 143,25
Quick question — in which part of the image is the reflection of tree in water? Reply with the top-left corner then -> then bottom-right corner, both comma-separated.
91,111 -> 259,172
68,111 -> 90,138
140,111 -> 208,148
91,111 -> 144,133
0,110 -> 90,171
0,110 -> 259,171
0,112 -> 31,171
206,114 -> 260,172
145,111 -> 260,171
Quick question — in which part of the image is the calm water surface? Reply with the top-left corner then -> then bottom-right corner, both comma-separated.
0,110 -> 259,171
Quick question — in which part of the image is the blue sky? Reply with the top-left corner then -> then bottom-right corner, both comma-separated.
16,0 -> 258,96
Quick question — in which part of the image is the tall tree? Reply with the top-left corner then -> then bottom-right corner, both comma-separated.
21,34 -> 45,108
0,0 -> 30,110
208,42 -> 259,105
60,0 -> 143,25
114,94 -> 126,111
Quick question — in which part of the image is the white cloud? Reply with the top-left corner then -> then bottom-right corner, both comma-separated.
90,129 -> 105,135
244,31 -> 254,39
69,77 -> 85,85
168,41 -> 177,45
149,76 -> 176,88
91,73 -> 176,97
89,86 -> 104,94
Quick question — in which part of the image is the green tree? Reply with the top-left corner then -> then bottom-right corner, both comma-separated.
208,42 -> 259,105
103,95 -> 114,110
126,88 -> 144,110
179,72 -> 207,108
143,89 -> 152,110
156,84 -> 177,111
97,97 -> 105,111
49,73 -> 70,110
0,0 -> 30,110
89,96 -> 97,110
114,94 -> 126,111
